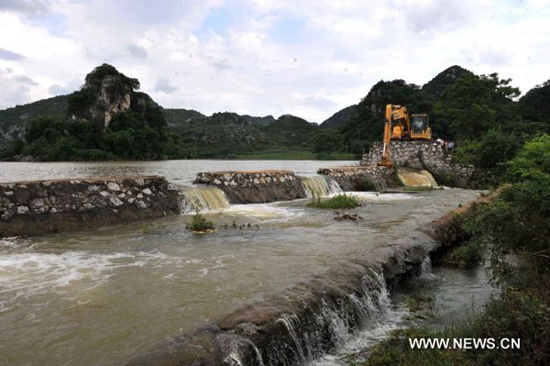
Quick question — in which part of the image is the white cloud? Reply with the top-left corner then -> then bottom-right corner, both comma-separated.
0,0 -> 50,17
0,0 -> 549,121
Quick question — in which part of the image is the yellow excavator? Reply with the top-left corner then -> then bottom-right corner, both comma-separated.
378,104 -> 431,168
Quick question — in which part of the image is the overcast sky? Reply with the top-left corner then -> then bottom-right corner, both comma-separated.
0,0 -> 549,122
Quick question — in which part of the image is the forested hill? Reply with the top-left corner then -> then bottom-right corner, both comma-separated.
0,64 -> 322,161
319,105 -> 357,129
2,64 -> 549,163
422,65 -> 472,97
0,95 -> 68,148
0,95 -> 206,147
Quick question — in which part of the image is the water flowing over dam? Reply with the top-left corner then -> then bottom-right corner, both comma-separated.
300,175 -> 343,197
0,160 -> 482,366
180,174 -> 343,214
397,168 -> 439,187
180,186 -> 231,213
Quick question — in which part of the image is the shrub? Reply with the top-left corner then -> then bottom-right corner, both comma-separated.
461,135 -> 550,285
452,129 -> 522,172
186,213 -> 215,233
307,194 -> 362,209
441,240 -> 484,268
362,290 -> 550,366
356,176 -> 378,191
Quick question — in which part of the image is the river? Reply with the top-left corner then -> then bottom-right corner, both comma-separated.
0,160 -> 483,365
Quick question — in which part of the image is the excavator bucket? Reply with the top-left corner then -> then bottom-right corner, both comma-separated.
377,159 -> 393,168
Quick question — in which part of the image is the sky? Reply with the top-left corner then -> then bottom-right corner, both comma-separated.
0,0 -> 549,122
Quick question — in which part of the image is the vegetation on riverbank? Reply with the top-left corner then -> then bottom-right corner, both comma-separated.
307,194 -> 362,209
363,289 -> 550,366
362,134 -> 550,366
440,240 -> 484,268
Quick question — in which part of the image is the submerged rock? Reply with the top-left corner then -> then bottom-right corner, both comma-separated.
334,212 -> 364,221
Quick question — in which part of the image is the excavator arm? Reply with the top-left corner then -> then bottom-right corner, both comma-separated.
378,104 -> 394,168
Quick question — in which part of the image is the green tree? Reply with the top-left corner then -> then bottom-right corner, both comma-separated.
518,79 -> 550,132
433,73 -> 521,140
464,134 -> 550,285
452,128 -> 522,171
312,131 -> 343,154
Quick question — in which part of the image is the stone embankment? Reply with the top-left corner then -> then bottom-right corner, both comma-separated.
0,176 -> 180,237
361,141 -> 482,188
317,166 -> 394,191
127,194 -> 493,366
194,170 -> 306,204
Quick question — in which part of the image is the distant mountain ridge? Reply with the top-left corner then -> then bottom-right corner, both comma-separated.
422,65 -> 472,97
0,96 -> 281,149
3,64 -> 546,161
320,104 -> 357,129
0,95 -> 68,148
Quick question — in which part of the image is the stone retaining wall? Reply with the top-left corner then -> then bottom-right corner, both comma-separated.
194,170 -> 306,204
317,166 -> 395,191
0,176 -> 180,237
361,141 -> 480,188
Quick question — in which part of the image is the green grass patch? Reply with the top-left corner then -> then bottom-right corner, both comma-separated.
307,194 -> 362,209
186,213 -> 215,233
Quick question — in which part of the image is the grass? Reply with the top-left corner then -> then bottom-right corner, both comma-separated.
233,148 -> 355,160
307,193 -> 363,209
360,289 -> 550,366
186,213 -> 215,233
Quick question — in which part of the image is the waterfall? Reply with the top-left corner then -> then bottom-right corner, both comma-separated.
419,255 -> 437,280
396,168 -> 438,187
179,186 -> 231,213
301,176 -> 342,197
260,269 -> 390,365
221,335 -> 265,366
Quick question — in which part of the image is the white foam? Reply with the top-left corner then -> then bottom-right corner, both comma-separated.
0,252 -> 131,296
349,191 -> 419,201
0,237 -> 23,249
225,203 -> 306,221
313,307 -> 410,366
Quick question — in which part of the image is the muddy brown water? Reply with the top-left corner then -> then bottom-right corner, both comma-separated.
0,160 -> 481,365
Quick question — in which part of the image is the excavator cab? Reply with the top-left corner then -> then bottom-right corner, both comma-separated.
378,105 -> 433,168
410,114 -> 431,140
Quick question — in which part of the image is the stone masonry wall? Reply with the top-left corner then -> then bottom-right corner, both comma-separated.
0,176 -> 180,237
194,170 -> 306,204
317,166 -> 395,191
361,141 -> 479,188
